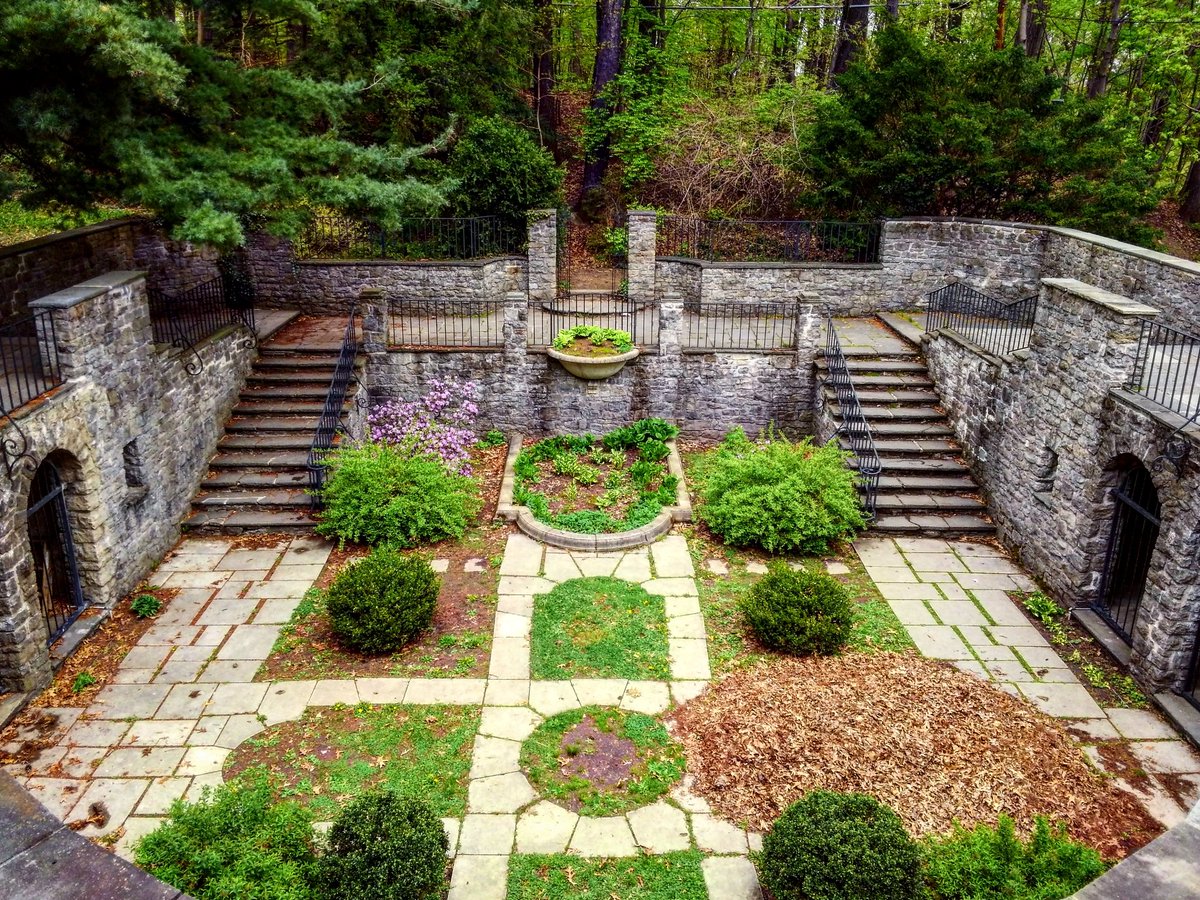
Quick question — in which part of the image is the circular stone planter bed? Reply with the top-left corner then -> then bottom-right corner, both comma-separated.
521,706 -> 686,816
495,421 -> 693,551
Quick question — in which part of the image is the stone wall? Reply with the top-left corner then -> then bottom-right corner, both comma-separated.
923,278 -> 1200,691
0,272 -> 254,692
361,292 -> 823,439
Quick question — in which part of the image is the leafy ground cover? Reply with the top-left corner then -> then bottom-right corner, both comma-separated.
223,703 -> 479,820
0,200 -> 135,246
513,420 -> 679,534
530,577 -> 669,680
521,706 -> 686,816
669,654 -> 1162,859
507,852 -> 708,899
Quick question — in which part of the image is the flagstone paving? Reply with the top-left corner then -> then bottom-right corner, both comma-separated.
5,528 -> 1198,899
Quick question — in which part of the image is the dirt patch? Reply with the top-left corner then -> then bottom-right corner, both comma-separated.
671,653 -> 1162,859
1145,200 -> 1200,262
560,716 -> 638,790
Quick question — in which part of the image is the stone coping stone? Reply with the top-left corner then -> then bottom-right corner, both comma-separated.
1074,818 -> 1200,899
0,216 -> 143,259
295,255 -> 523,268
657,256 -> 884,272
1041,277 -> 1159,317
498,434 -> 692,549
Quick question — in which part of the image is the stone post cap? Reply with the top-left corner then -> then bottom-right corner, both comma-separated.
628,209 -> 657,218
30,270 -> 148,310
504,291 -> 528,302
527,209 -> 557,220
1040,278 -> 1159,318
359,287 -> 385,299
660,292 -> 683,303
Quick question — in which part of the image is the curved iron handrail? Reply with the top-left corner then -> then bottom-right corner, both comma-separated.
924,282 -> 1037,357
307,305 -> 360,509
825,316 -> 882,520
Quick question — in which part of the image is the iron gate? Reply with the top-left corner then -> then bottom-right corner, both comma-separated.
1093,464 -> 1161,644
26,460 -> 86,644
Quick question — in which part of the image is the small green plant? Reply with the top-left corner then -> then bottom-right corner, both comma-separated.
638,438 -> 670,462
134,780 -> 317,899
1023,592 -> 1061,623
313,791 -> 447,900
1112,674 -> 1148,707
131,593 -> 162,618
476,429 -> 506,448
740,564 -> 854,656
760,791 -> 923,900
326,549 -> 439,654
601,224 -> 629,262
71,671 -> 98,693
552,325 -> 634,354
922,815 -> 1107,899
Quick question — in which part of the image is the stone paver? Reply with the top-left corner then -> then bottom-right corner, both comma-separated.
515,801 -> 578,853
499,534 -> 543,576
258,680 -> 316,724
1107,707 -> 1182,741
468,772 -> 537,814
702,857 -> 764,900
448,854 -> 508,900
459,814 -> 516,854
572,679 -> 627,706
650,535 -> 694,578
627,800 -> 691,852
692,813 -> 749,854
569,815 -> 638,857
470,737 -> 522,780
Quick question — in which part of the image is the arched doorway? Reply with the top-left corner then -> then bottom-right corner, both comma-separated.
26,458 -> 86,644
1093,460 -> 1161,644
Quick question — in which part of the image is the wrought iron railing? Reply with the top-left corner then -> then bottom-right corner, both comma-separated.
529,293 -> 660,350
924,283 -> 1037,357
389,298 -> 506,349
148,274 -> 256,373
683,300 -> 799,352
1128,319 -> 1200,421
307,305 -> 359,509
295,216 -> 527,261
825,317 -> 881,519
1,310 -> 62,416
657,217 -> 882,264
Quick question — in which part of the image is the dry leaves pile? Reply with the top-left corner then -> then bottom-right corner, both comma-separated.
670,653 -> 1162,859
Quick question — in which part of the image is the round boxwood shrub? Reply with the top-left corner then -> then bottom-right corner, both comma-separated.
761,791 -> 923,900
314,791 -> 447,900
327,549 -> 438,654
740,564 -> 854,655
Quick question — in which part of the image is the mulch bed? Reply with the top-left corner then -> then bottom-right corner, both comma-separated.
670,653 -> 1163,859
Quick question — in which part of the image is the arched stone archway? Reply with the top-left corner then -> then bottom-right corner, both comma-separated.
1092,455 -> 1162,644
25,455 -> 87,645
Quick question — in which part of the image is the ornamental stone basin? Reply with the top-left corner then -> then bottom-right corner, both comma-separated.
547,346 -> 640,379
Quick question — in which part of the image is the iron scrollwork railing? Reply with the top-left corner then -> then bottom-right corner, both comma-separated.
657,217 -> 883,265
825,316 -> 882,519
148,272 -> 257,374
307,305 -> 359,509
924,283 -> 1037,357
1,310 -> 64,475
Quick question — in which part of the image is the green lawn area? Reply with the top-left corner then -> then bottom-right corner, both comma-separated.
0,200 -> 134,246
223,703 -> 479,819
530,577 -> 670,680
507,852 -> 708,900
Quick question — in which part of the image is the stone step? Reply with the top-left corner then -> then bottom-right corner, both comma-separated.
817,358 -> 928,374
201,470 -> 309,489
874,493 -> 988,512
239,385 -> 329,400
858,405 -> 945,422
846,373 -> 935,388
844,438 -> 960,455
253,355 -> 343,369
876,475 -> 979,492
219,434 -> 312,451
840,346 -> 921,359
207,450 -> 311,470
855,457 -> 971,476
844,389 -> 939,404
877,312 -> 926,346
234,400 -> 332,416
865,421 -> 954,437
226,416 -> 322,433
183,506 -> 317,533
247,371 -> 336,386
193,488 -> 310,508
869,513 -> 994,535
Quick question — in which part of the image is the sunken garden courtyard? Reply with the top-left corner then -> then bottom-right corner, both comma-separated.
0,212 -> 1199,900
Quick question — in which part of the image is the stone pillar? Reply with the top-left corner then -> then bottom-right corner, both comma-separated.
656,294 -> 684,422
627,210 -> 657,305
360,287 -> 388,354
526,210 -> 557,305
502,292 -> 531,432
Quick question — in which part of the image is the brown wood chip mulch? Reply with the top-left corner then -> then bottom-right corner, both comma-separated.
669,653 -> 1163,859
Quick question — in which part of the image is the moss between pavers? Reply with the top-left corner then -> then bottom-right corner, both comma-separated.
507,851 -> 708,900
222,703 -> 479,819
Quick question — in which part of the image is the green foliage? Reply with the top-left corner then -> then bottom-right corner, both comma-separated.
71,671 -> 97,693
922,816 -> 1107,900
1023,592 -> 1070,645
638,439 -> 670,463
326,549 -> 439,654
803,26 -> 1159,245
313,792 -> 447,900
131,593 -> 161,618
693,428 -> 865,554
315,441 -> 480,548
448,116 -> 562,228
507,851 -> 708,899
761,791 -> 923,900
602,418 -> 680,449
551,325 -> 634,353
530,577 -> 670,679
0,199 -> 132,246
477,429 -> 507,448
741,564 -> 854,655
134,781 -> 317,900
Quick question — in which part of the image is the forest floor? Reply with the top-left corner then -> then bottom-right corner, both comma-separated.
1146,201 -> 1200,261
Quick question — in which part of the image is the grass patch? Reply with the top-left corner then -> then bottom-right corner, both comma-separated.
223,703 -> 478,819
530,577 -> 669,680
507,852 -> 707,899
0,200 -> 135,246
521,706 -> 686,816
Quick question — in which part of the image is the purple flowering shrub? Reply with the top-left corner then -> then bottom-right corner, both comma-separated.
368,378 -> 480,476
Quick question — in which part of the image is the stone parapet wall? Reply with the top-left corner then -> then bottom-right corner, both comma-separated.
0,272 -> 254,691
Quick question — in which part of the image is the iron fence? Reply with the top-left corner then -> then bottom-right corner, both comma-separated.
924,283 -> 1037,357
388,298 -> 506,349
0,310 -> 62,416
529,293 -> 659,350
295,216 -> 526,261
148,275 -> 256,353
683,301 -> 798,352
307,306 -> 359,509
657,217 -> 882,264
825,316 -> 881,519
1128,319 -> 1200,420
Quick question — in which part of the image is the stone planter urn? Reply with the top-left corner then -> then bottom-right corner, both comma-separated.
548,346 -> 640,380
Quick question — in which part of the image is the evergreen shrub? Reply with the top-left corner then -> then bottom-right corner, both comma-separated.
326,548 -> 438,653
741,564 -> 854,655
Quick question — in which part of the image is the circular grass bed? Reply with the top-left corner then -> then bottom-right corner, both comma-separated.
521,706 -> 686,816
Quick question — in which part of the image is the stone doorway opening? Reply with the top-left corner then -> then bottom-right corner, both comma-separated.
26,457 -> 86,644
1094,460 -> 1161,644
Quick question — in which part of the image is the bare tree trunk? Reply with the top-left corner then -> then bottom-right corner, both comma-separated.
1142,90 -> 1169,148
580,0 -> 623,204
1181,161 -> 1200,223
533,0 -> 558,154
1016,0 -> 1047,56
995,0 -> 1009,50
886,0 -> 899,19
1086,0 -> 1123,99
829,0 -> 868,84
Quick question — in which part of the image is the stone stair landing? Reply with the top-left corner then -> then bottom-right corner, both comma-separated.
817,316 -> 994,538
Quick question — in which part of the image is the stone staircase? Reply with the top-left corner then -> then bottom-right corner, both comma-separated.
184,336 -> 358,533
817,316 -> 994,537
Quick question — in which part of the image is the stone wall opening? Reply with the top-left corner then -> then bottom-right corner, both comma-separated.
1093,455 -> 1162,644
24,455 -> 87,645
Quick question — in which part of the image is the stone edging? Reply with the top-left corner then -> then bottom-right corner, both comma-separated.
495,434 -> 692,551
